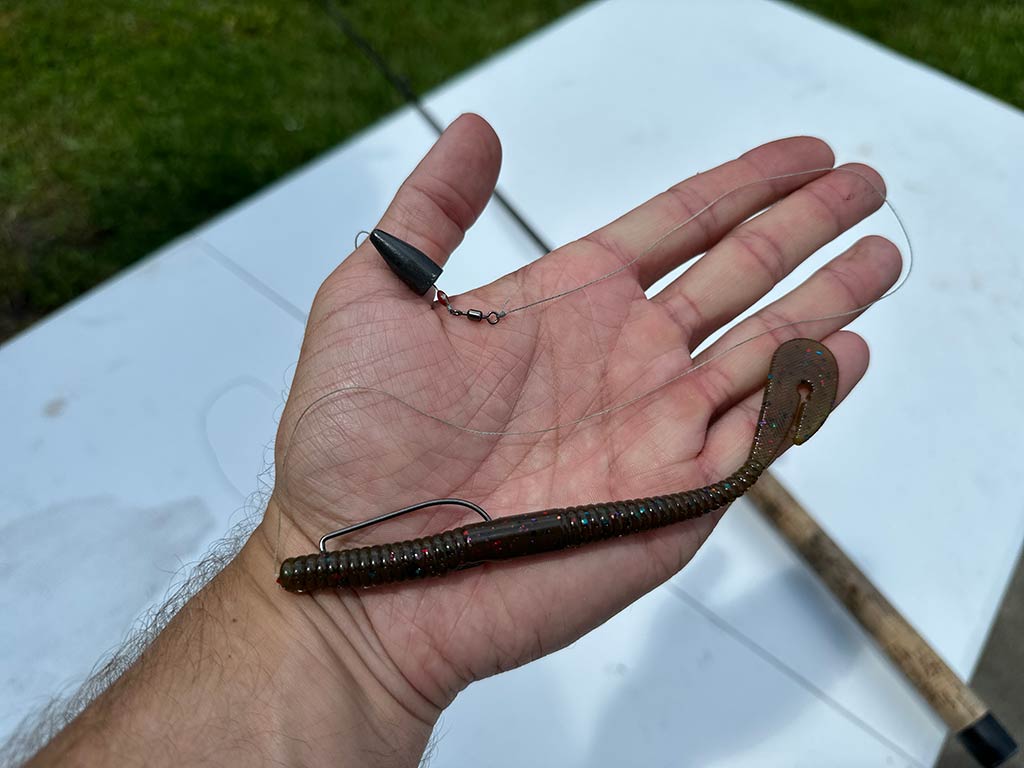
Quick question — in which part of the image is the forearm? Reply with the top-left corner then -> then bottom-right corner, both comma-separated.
29,516 -> 437,768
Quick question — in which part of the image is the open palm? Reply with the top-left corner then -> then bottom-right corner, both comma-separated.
261,114 -> 900,716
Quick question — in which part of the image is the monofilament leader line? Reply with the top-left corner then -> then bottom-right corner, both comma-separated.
304,166 -> 912,438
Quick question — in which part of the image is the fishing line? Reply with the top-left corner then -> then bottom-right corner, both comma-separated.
290,166 -> 911,439
506,167 -> 906,319
273,166 -> 912,569
312,4 -> 913,439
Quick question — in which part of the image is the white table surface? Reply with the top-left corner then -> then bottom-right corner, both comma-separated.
3,1 -> 1022,765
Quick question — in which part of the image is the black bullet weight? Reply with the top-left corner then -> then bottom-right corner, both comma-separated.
369,229 -> 443,296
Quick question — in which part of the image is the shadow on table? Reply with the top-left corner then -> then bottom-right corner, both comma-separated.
581,564 -> 866,766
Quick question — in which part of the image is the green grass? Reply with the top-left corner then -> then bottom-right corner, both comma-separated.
0,0 -> 583,339
794,1 -> 1024,108
1,1 -> 1021,341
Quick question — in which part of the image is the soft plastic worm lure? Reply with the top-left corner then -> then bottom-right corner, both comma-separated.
278,338 -> 838,593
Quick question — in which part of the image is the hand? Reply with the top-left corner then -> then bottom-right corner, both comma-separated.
32,115 -> 899,768
254,113 -> 901,756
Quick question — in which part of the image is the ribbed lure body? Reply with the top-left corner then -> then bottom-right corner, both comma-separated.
279,462 -> 762,591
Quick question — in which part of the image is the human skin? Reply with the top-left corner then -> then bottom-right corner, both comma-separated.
29,114 -> 900,767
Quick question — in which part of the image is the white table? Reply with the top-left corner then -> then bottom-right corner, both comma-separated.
3,2 -> 1022,765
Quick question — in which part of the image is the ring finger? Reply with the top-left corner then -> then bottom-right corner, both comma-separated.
690,235 -> 902,423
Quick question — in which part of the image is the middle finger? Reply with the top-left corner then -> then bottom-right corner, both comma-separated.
653,163 -> 886,350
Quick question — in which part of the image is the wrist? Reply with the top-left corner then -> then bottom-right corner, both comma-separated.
237,507 -> 440,766
33,503 -> 437,768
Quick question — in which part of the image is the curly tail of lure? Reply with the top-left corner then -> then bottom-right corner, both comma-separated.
278,339 -> 838,593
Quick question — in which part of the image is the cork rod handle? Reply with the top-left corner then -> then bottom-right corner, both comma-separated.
748,470 -> 1017,768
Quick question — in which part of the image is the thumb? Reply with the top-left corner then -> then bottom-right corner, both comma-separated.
335,113 -> 502,302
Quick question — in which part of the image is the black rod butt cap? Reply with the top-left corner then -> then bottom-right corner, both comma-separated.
369,229 -> 443,296
957,712 -> 1018,768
